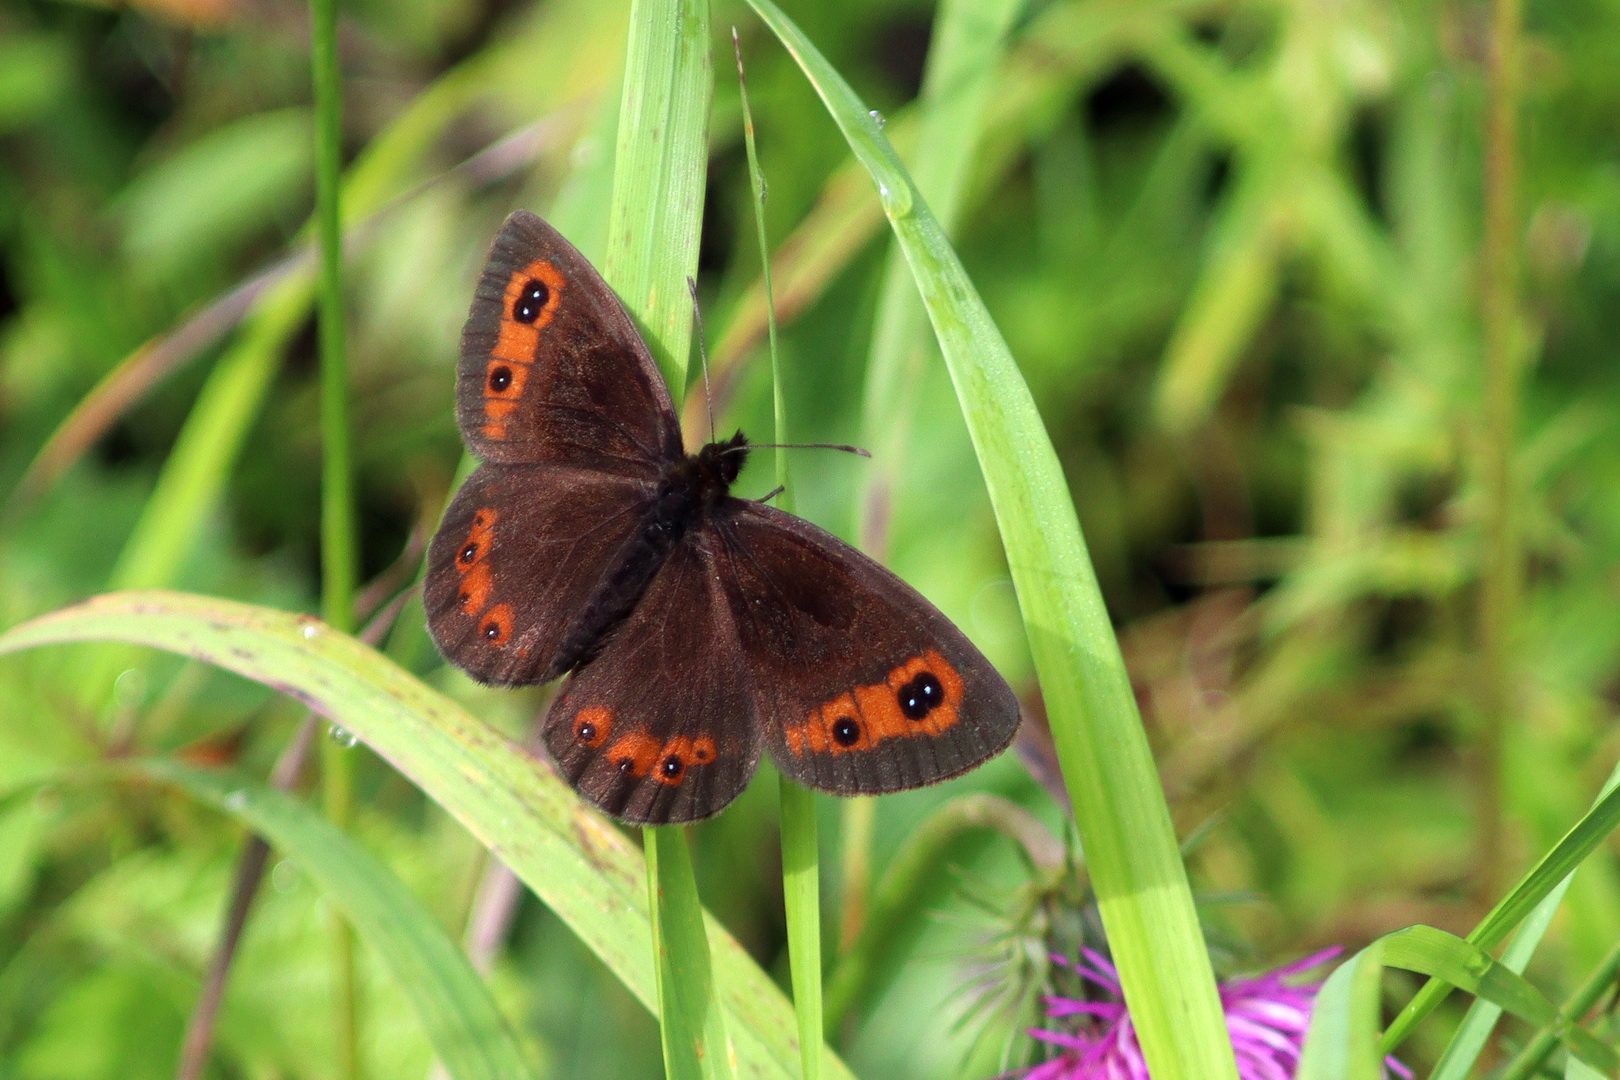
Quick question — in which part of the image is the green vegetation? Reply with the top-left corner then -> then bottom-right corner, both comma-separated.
2,0 -> 1620,1077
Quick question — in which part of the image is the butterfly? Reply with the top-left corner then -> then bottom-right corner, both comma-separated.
425,210 -> 1020,824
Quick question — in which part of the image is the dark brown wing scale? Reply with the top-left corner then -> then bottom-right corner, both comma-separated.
542,535 -> 761,824
457,210 -> 680,476
424,463 -> 656,685
710,502 -> 1021,795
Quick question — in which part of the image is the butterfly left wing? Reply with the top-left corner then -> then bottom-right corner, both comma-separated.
710,501 -> 1021,795
541,533 -> 761,824
458,211 -> 681,478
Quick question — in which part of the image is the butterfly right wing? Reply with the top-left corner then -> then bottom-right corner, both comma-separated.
424,462 -> 654,685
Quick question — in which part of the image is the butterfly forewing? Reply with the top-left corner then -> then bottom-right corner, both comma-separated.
542,535 -> 761,824
425,463 -> 656,685
457,211 -> 681,477
711,502 -> 1021,795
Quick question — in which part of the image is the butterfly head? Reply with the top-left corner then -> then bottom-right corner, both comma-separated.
692,429 -> 750,493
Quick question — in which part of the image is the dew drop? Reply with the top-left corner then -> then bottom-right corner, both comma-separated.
224,790 -> 249,811
113,668 -> 147,708
328,725 -> 358,748
302,623 -> 319,640
868,109 -> 886,129
271,859 -> 300,894
877,180 -> 913,217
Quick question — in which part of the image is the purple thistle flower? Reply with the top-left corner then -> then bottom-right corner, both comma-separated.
1019,948 -> 1411,1080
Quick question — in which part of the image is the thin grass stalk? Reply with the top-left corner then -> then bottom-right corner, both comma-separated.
602,1 -> 727,1077
310,0 -> 360,1074
1474,0 -> 1524,912
741,5 -> 1239,1076
734,27 -> 824,1080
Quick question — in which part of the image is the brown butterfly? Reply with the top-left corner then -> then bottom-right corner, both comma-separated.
425,210 -> 1020,824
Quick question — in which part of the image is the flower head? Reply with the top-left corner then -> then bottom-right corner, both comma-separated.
1020,948 -> 1409,1080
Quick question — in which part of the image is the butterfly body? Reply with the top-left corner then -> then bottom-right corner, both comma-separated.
427,211 -> 1020,823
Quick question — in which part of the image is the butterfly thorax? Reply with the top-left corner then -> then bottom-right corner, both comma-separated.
545,430 -> 749,679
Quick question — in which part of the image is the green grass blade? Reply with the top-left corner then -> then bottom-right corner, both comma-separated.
742,4 -> 1239,1076
1428,877 -> 1572,1080
645,826 -> 734,1080
309,0 -> 361,1071
134,759 -> 535,1080
600,1 -> 726,1077
1300,926 -> 1620,1079
1383,778 -> 1620,1049
604,0 -> 712,395
776,778 -> 821,1080
857,0 -> 1026,553
1499,935 -> 1620,1080
310,0 -> 356,639
1429,764 -> 1620,1079
0,591 -> 856,1080
1297,940 -> 1386,1080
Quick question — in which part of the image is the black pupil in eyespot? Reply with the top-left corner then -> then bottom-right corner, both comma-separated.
662,755 -> 683,777
578,721 -> 596,741
832,717 -> 860,746
489,365 -> 512,392
617,759 -> 634,774
898,672 -> 943,720
483,624 -> 498,639
460,543 -> 478,563
514,279 -> 549,323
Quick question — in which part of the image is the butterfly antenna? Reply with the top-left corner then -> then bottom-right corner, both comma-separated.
727,442 -> 872,458
688,275 -> 716,443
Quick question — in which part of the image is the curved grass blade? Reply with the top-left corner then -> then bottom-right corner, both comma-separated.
137,758 -> 536,1080
1298,925 -> 1619,1080
0,591 -> 853,1080
856,0 -> 1027,555
1383,778 -> 1620,1049
1429,764 -> 1620,1079
742,3 -> 1239,1076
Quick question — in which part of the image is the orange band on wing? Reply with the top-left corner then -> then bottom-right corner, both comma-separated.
606,732 -> 661,777
785,651 -> 964,757
491,259 -> 566,363
597,730 -> 719,786
453,509 -> 498,614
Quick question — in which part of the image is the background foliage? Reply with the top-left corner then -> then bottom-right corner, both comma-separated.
1,0 -> 1618,1077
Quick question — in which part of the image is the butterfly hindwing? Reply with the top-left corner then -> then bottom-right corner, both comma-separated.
711,502 -> 1021,794
542,534 -> 761,824
424,462 -> 657,685
457,211 -> 681,477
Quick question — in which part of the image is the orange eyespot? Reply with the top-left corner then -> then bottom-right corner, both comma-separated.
485,361 -> 528,400
478,603 -> 513,646
492,260 -> 566,363
573,707 -> 613,747
607,733 -> 660,778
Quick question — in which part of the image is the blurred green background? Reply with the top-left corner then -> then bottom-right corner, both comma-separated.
1,0 -> 1618,1076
